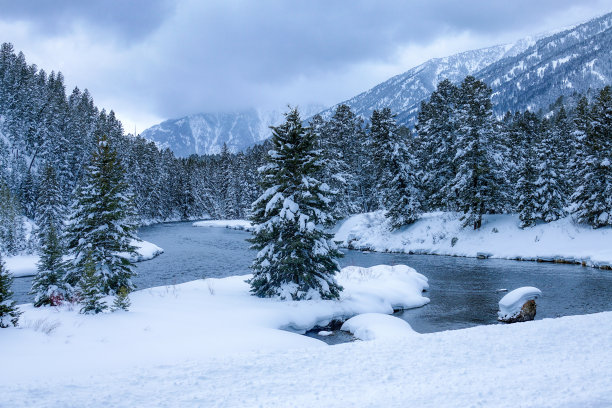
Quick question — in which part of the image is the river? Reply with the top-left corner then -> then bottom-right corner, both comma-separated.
11,221 -> 612,334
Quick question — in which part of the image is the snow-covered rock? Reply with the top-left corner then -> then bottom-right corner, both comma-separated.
498,287 -> 542,322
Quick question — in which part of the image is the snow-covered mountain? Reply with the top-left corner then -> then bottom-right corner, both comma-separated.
478,12 -> 612,114
316,39 -> 537,126
141,105 -> 324,157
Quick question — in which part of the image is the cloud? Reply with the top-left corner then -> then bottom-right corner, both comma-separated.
0,0 -> 610,130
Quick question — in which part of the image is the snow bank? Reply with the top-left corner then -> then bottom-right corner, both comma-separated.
6,239 -> 164,277
193,219 -> 254,231
341,313 -> 416,340
120,239 -> 165,262
498,286 -> 542,320
336,211 -> 612,269
4,255 -> 38,277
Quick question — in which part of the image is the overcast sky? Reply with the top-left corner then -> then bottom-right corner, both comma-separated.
0,0 -> 610,132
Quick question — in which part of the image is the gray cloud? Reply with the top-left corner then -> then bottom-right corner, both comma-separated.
1,0 -> 610,128
0,0 -> 176,41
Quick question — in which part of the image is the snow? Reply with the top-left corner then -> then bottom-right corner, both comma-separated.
341,313 -> 416,340
192,219 -> 254,231
5,239 -> 164,277
1,268 -> 611,407
336,211 -> 612,269
498,287 -> 542,320
4,254 -> 38,278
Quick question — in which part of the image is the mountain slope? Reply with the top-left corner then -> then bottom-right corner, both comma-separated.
141,106 -> 323,157
478,12 -> 612,113
316,38 -> 537,125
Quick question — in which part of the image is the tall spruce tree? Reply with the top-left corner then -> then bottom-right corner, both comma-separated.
370,108 -> 422,228
449,76 -> 504,229
415,79 -> 460,211
248,108 -> 342,300
65,133 -> 137,297
0,253 -> 20,327
534,118 -> 566,222
515,112 -> 541,228
571,86 -> 612,227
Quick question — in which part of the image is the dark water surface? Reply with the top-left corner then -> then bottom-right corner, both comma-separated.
12,221 -> 612,334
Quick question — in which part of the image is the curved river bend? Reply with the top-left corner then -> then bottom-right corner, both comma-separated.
12,221 -> 612,333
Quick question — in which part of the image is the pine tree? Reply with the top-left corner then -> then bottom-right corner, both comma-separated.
65,132 -> 138,296
248,108 -> 343,300
0,253 -> 20,327
571,86 -> 612,227
534,118 -> 566,222
111,286 -> 131,312
32,164 -> 68,306
0,178 -> 25,255
449,76 -> 504,229
30,224 -> 66,306
78,251 -> 107,314
415,79 -> 460,211
370,108 -> 422,228
515,112 -> 541,228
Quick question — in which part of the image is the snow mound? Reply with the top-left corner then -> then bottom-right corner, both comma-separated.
498,287 -> 542,320
338,264 -> 429,312
124,239 -> 165,262
193,219 -> 254,231
341,313 -> 417,340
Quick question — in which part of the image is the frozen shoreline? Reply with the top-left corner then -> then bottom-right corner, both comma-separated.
335,211 -> 612,270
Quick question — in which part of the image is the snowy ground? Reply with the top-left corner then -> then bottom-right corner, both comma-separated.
193,219 -> 254,231
1,265 -> 610,407
336,211 -> 612,269
5,239 -> 164,277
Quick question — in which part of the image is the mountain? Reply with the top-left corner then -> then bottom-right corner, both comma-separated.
316,38 -> 537,125
478,12 -> 612,114
141,105 -> 324,157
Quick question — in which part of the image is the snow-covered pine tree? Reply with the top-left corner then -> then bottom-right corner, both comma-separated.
0,178 -> 25,255
64,132 -> 138,296
0,253 -> 20,327
571,86 -> 612,227
111,286 -> 130,312
78,251 -> 107,314
31,164 -> 67,306
30,223 -> 66,306
533,118 -> 566,222
415,79 -> 460,211
318,104 -> 363,218
370,108 -> 422,228
515,112 -> 541,228
450,76 -> 504,229
248,107 -> 343,300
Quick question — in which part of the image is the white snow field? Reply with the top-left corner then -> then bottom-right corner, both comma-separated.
193,219 -> 254,231
5,239 -> 164,277
2,265 -> 611,407
336,211 -> 612,268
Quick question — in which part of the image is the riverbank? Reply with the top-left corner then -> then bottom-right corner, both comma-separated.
335,211 -> 612,269
2,267 -> 610,407
5,239 -> 164,277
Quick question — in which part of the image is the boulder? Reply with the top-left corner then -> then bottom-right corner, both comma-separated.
498,287 -> 541,323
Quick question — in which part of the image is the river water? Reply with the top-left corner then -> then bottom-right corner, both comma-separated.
11,221 -> 612,334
